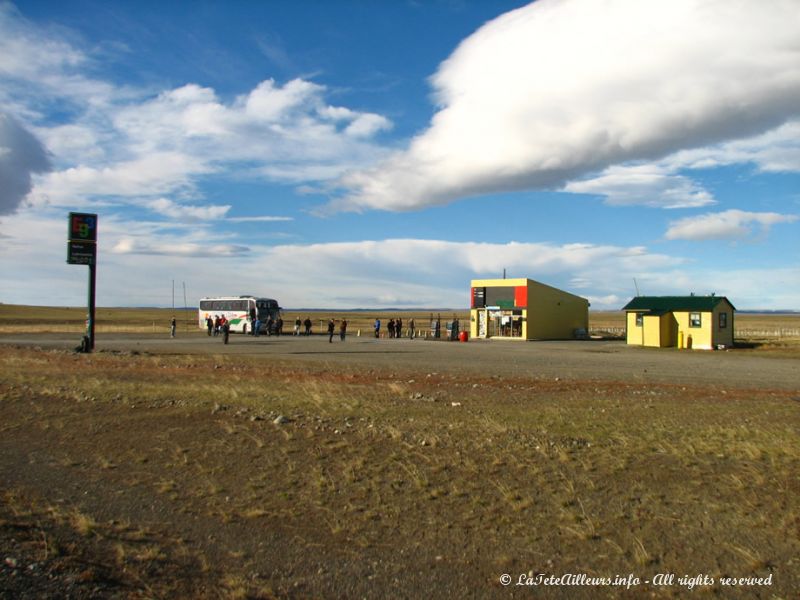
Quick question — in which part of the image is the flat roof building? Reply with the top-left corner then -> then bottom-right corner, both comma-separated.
470,278 -> 589,340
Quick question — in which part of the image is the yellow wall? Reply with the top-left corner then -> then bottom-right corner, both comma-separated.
626,312 -> 642,345
643,315 -> 663,347
470,278 -> 528,288
672,311 -> 712,349
660,313 -> 677,347
626,312 -> 669,347
525,279 -> 588,339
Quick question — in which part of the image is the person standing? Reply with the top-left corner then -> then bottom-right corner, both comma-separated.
388,318 -> 395,339
294,317 -> 301,336
304,317 -> 312,336
206,315 -> 213,336
396,317 -> 403,339
339,319 -> 348,341
327,318 -> 335,343
408,317 -> 415,339
374,318 -> 381,338
222,321 -> 230,344
276,316 -> 283,336
170,316 -> 176,338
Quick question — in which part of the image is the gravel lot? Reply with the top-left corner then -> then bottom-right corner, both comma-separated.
2,331 -> 797,391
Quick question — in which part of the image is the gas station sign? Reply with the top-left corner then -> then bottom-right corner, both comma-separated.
69,212 -> 98,242
67,212 -> 97,265
66,212 -> 98,351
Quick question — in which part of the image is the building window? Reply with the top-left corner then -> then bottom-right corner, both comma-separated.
719,312 -> 727,328
635,313 -> 643,327
689,312 -> 702,328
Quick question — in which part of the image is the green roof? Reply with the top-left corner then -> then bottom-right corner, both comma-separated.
622,295 -> 735,312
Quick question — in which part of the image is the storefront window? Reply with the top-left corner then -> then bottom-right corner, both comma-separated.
489,310 -> 524,337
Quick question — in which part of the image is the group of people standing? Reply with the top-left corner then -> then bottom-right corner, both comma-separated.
194,313 -> 428,344
327,318 -> 348,342
374,317 -> 415,339
205,314 -> 229,337
248,308 -> 282,336
204,315 -> 230,343
294,317 -> 314,336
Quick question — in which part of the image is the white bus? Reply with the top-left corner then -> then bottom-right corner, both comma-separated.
198,296 -> 281,334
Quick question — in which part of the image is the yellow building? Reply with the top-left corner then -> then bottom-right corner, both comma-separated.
470,278 -> 589,340
622,295 -> 735,349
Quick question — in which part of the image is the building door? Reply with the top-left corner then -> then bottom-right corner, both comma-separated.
478,309 -> 487,338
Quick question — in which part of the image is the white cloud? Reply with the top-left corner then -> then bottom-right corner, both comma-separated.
226,215 -> 293,223
344,113 -> 392,138
665,209 -> 798,241
111,238 -> 249,257
0,3 -> 118,114
31,152 -> 212,206
146,198 -> 231,221
1,4 -> 394,216
0,4 -> 83,78
564,165 -> 715,209
36,123 -> 104,162
110,79 -> 393,177
665,119 -> 800,174
333,0 -> 800,212
2,208 -> 798,309
180,238 -> 680,308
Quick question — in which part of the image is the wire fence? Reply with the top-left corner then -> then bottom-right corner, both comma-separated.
735,328 -> 800,338
587,327 -> 800,339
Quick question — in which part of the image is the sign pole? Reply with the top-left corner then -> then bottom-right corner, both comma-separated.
88,260 -> 96,350
67,212 -> 98,352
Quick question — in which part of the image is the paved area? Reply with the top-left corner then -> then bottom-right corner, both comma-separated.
2,332 -> 798,391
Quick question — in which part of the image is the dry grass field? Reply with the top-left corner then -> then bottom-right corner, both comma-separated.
1,303 -> 798,343
1,305 -> 799,598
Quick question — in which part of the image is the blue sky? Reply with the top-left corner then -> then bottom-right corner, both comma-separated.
1,0 -> 798,310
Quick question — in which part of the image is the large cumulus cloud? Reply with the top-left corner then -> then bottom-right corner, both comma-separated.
332,0 -> 800,212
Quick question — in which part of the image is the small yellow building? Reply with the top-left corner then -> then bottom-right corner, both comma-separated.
470,278 -> 589,340
622,295 -> 735,350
